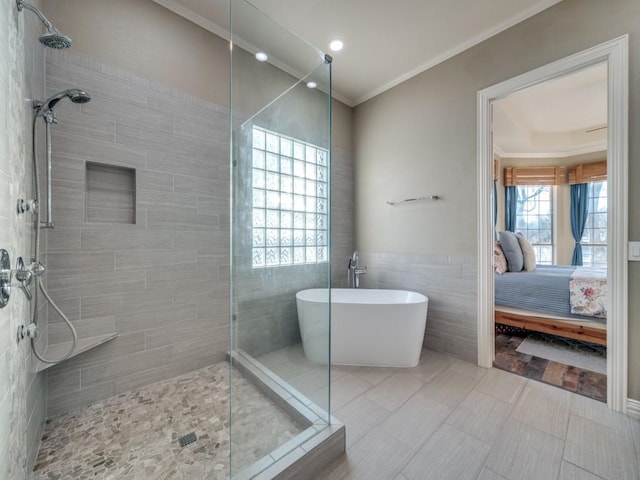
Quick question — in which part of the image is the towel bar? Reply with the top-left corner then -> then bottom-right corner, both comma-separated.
386,195 -> 440,206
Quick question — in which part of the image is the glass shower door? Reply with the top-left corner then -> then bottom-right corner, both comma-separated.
229,0 -> 333,477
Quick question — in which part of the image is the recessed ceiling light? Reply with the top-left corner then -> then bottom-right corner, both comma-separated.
329,40 -> 343,52
306,81 -> 317,89
255,52 -> 268,62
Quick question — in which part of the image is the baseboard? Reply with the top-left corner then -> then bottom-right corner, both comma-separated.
627,398 -> 640,419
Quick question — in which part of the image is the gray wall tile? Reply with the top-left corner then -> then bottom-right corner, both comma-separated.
136,169 -> 174,192
1,3 -> 47,475
361,251 -> 477,363
39,52 -> 226,417
44,49 -> 355,420
81,226 -> 173,251
81,345 -> 173,387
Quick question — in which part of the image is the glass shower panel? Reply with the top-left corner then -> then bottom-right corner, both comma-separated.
230,0 -> 332,477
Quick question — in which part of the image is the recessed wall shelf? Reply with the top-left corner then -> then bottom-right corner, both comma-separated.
36,333 -> 118,372
86,162 -> 136,224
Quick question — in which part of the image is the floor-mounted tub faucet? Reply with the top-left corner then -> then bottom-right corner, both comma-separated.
348,251 -> 367,288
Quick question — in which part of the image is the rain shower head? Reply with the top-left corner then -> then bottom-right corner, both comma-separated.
16,0 -> 73,49
42,89 -> 91,111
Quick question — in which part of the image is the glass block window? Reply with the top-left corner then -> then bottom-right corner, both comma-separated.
581,181 -> 607,267
514,185 -> 553,265
251,126 -> 328,268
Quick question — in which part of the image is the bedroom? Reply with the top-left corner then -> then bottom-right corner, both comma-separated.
492,62 -> 608,401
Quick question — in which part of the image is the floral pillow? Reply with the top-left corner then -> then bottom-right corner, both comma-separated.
494,242 -> 508,274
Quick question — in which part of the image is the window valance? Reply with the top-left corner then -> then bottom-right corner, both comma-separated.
503,166 -> 565,186
568,160 -> 607,184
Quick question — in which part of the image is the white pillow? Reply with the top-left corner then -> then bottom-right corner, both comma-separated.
516,233 -> 536,271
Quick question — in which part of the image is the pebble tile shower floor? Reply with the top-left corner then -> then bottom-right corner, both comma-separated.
31,362 -> 304,479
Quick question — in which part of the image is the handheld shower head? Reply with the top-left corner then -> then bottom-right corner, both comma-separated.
16,0 -> 73,49
42,89 -> 91,111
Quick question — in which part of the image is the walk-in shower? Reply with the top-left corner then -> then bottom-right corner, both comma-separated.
7,0 -> 343,478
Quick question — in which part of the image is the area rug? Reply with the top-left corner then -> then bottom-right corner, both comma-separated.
516,334 -> 606,375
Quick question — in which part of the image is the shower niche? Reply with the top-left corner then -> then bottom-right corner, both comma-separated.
85,162 -> 136,224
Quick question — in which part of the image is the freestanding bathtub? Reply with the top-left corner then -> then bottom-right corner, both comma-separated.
296,288 -> 429,367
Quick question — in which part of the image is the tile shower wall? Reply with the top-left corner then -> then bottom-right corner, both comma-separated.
331,146 -> 355,289
44,51 -> 230,417
233,143 -> 354,358
44,51 -> 356,415
359,252 -> 477,363
0,1 -> 48,477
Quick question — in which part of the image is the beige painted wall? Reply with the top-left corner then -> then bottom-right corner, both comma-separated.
496,151 -> 607,265
43,0 -> 352,150
354,0 -> 640,401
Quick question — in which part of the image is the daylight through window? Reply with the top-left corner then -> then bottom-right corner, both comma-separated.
252,126 -> 329,268
515,185 -> 553,264
581,181 -> 607,267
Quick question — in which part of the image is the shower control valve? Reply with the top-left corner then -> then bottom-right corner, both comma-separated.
25,323 -> 38,339
17,199 -> 38,215
15,257 -> 33,301
0,249 -> 11,309
17,323 -> 38,342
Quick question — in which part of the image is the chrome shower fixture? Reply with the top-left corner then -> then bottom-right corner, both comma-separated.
33,88 -> 90,229
16,0 -> 73,49
35,89 -> 91,124
41,89 -> 91,112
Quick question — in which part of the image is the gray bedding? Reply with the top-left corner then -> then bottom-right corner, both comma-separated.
494,265 -> 605,323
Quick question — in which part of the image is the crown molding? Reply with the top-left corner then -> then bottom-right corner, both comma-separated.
152,0 -> 353,106
353,0 -> 563,105
493,141 -> 607,159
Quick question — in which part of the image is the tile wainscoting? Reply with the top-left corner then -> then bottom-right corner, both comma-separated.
359,252 -> 477,363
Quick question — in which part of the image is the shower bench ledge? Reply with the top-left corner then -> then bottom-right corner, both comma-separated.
36,333 -> 119,372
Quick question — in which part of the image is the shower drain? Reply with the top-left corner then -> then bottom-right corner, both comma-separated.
178,432 -> 197,448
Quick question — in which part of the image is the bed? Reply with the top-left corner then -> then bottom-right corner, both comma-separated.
494,265 -> 607,345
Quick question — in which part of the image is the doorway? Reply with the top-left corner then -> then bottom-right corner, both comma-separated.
477,36 -> 629,412
492,64 -> 608,401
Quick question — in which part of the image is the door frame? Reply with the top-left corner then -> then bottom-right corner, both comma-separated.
476,35 -> 629,412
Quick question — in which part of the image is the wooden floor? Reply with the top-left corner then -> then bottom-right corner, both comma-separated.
290,348 -> 640,480
493,333 -> 607,403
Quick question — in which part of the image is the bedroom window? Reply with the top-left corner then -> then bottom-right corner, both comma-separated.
514,185 -> 553,265
251,126 -> 329,268
581,181 -> 607,267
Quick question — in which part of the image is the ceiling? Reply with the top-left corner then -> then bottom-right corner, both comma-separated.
153,0 -> 563,106
493,62 -> 607,157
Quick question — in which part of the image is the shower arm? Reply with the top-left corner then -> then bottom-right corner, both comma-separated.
16,0 -> 54,30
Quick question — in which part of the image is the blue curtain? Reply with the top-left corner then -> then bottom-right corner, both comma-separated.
571,183 -> 589,265
505,185 -> 517,232
493,180 -> 498,234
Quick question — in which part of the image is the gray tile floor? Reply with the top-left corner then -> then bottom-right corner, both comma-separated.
31,346 -> 640,480
259,346 -> 640,480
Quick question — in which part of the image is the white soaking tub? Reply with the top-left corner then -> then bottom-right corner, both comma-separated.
296,288 -> 428,367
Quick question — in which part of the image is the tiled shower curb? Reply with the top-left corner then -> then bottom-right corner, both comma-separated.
230,350 -> 345,480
